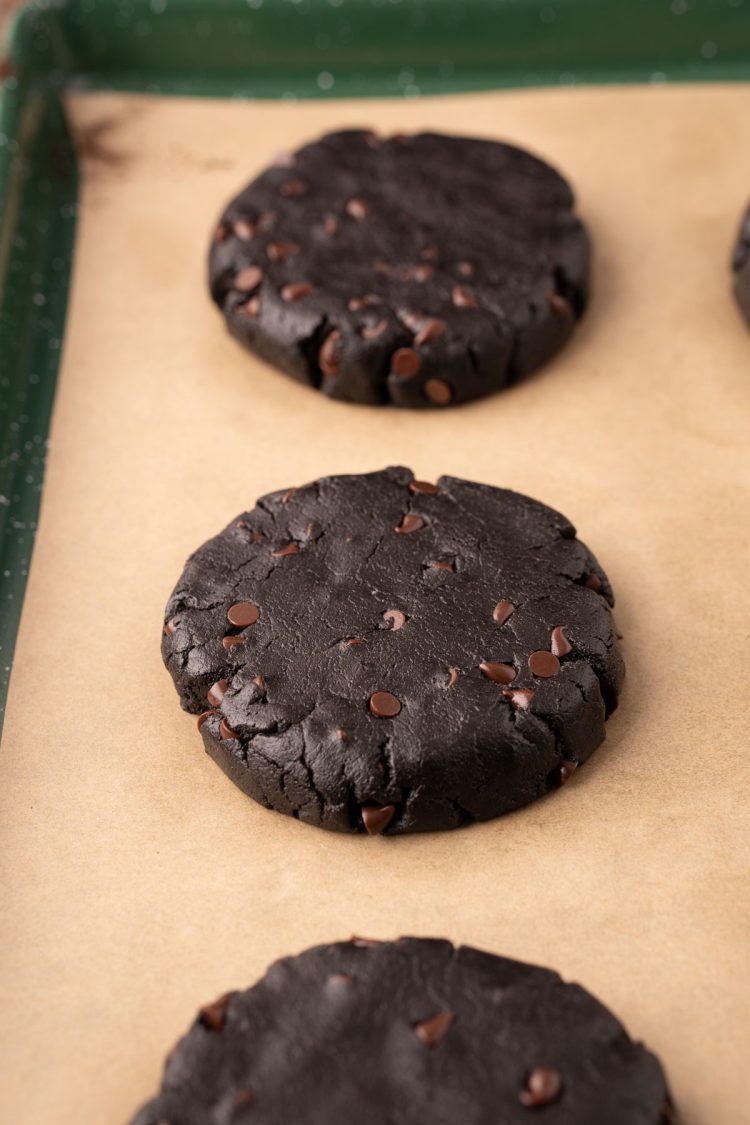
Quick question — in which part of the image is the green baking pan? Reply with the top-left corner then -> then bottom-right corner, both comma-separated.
1,0 -> 749,729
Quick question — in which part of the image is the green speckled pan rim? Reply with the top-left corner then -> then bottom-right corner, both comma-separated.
1,0 -> 749,731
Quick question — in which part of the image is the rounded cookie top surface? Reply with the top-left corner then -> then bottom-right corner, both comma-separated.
162,467 -> 624,835
209,130 -> 589,407
130,938 -> 672,1125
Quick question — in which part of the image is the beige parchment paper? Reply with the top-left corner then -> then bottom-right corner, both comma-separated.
1,83 -> 749,1124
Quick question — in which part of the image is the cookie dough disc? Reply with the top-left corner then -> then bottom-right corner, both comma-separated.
209,130 -> 589,406
162,468 -> 624,835
130,939 -> 674,1125
732,199 -> 750,326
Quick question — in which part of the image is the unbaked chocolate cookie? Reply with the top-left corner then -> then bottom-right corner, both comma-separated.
130,938 -> 674,1124
162,468 -> 623,835
732,199 -> 750,326
208,130 -> 589,406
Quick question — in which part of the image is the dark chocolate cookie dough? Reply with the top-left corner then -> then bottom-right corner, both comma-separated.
208,130 -> 589,406
130,938 -> 674,1125
732,199 -> 750,326
162,468 -> 624,835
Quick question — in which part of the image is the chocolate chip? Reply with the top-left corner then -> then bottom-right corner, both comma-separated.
266,240 -> 299,262
337,727 -> 347,740
361,319 -> 388,340
547,290 -> 572,318
227,601 -> 260,627
272,542 -> 299,557
327,972 -> 353,986
233,265 -> 263,292
404,264 -> 433,282
319,329 -> 342,376
344,637 -> 365,646
383,608 -> 406,630
424,379 -> 453,405
452,285 -> 476,308
197,709 -> 218,730
558,759 -> 578,785
164,618 -> 178,635
350,935 -> 381,947
281,282 -> 313,301
232,219 -> 255,241
390,347 -> 421,377
361,802 -> 396,834
348,294 -> 378,311
585,572 -> 603,592
198,992 -> 235,1032
323,214 -> 338,236
528,651 -> 560,678
279,179 -> 307,198
447,667 -> 459,688
397,308 -> 424,333
239,295 -> 261,318
428,560 -> 454,571
369,691 -> 402,718
214,223 -> 228,243
550,625 -> 572,657
415,1011 -> 455,1047
503,688 -> 534,710
346,196 -> 369,220
222,635 -> 246,650
480,661 -> 516,685
394,513 -> 425,534
257,210 -> 277,231
493,600 -> 516,626
220,718 -> 239,741
233,1089 -> 254,1108
519,1066 -> 563,1108
281,487 -> 297,504
414,317 -> 446,345
408,479 -> 438,495
252,675 -> 266,690
457,260 -> 474,277
207,679 -> 229,707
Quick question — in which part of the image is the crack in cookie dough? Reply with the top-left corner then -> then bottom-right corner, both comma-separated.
162,468 -> 624,835
129,938 -> 672,1125
209,130 -> 589,407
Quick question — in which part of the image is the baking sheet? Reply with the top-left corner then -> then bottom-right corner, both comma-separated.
1,83 -> 749,1124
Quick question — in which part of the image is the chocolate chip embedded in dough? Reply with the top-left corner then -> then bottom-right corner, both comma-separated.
361,803 -> 396,834
368,692 -> 402,718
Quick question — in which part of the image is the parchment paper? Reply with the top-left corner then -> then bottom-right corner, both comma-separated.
1,83 -> 749,1124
